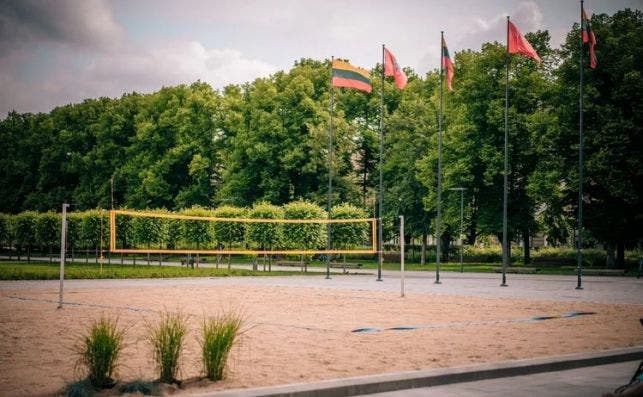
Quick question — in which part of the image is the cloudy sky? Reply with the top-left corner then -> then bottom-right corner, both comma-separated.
1,0 -> 640,116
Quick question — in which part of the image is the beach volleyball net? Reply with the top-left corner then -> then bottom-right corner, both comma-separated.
109,209 -> 377,255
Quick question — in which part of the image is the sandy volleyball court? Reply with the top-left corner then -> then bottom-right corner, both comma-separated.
0,275 -> 642,396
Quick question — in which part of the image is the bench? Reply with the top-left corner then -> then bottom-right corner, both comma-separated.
329,262 -> 363,274
275,261 -> 308,272
581,268 -> 627,276
493,267 -> 538,274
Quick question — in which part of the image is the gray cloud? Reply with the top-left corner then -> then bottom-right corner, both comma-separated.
0,0 -> 123,53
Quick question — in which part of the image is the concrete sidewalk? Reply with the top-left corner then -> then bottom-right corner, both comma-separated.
364,360 -> 641,397
189,347 -> 643,397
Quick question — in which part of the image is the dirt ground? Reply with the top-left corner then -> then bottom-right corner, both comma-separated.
0,279 -> 642,396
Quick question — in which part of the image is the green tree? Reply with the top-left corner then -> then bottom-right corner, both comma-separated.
14,211 -> 38,262
554,9 -> 642,266
35,211 -> 60,262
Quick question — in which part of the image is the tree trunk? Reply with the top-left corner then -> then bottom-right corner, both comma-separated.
605,242 -> 615,268
27,245 -> 31,263
441,232 -> 452,262
522,229 -> 531,264
421,232 -> 427,266
616,240 -> 625,268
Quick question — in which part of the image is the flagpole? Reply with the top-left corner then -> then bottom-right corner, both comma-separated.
501,16 -> 510,287
576,1 -> 584,290
326,56 -> 334,280
377,44 -> 384,282
435,32 -> 444,285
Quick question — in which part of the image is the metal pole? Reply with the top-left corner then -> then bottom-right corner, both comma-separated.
110,175 -> 114,210
400,215 -> 405,297
58,203 -> 69,309
501,16 -> 510,287
326,56 -> 334,280
435,31 -> 444,285
459,189 -> 465,272
377,44 -> 385,282
576,1 -> 584,290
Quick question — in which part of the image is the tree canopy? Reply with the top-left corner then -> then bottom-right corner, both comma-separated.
1,8 -> 640,266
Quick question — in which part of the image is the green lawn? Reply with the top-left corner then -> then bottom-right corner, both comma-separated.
0,262 -> 305,280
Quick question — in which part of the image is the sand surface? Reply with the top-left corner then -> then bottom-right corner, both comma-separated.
0,277 -> 642,396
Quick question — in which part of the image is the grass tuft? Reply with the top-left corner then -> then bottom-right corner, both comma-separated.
200,310 -> 245,380
148,311 -> 188,384
76,316 -> 124,388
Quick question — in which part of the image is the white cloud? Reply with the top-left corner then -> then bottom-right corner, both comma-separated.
0,40 -> 278,114
417,1 -> 546,73
84,41 -> 278,93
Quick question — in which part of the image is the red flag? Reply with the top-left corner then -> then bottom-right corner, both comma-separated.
582,8 -> 597,69
383,48 -> 407,89
508,20 -> 541,64
442,37 -> 454,91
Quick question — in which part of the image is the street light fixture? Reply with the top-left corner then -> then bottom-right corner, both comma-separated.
449,188 -> 467,273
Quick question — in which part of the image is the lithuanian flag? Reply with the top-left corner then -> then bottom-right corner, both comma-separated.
332,59 -> 372,93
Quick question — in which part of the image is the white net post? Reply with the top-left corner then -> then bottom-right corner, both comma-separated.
58,203 -> 69,309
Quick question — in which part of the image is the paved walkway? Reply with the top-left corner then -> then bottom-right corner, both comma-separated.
362,360 -> 641,397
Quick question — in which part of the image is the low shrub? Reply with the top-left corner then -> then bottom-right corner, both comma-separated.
201,311 -> 244,381
148,311 -> 188,384
76,316 -> 124,388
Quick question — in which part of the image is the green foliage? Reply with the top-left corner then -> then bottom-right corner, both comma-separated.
554,9 -> 643,262
282,200 -> 326,249
76,316 -> 125,388
200,311 -> 244,381
66,213 -> 83,251
331,203 -> 368,249
212,206 -> 246,248
0,10 -> 640,259
245,202 -> 283,249
35,211 -> 60,251
13,211 -> 38,253
148,311 -> 188,384
131,211 -> 163,249
0,214 -> 13,246
80,210 -> 108,251
179,206 -> 214,249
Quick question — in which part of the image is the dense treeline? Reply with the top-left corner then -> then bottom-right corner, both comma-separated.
0,202 -> 369,263
1,9 -> 641,266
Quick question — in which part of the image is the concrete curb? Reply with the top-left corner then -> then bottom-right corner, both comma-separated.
190,346 -> 643,397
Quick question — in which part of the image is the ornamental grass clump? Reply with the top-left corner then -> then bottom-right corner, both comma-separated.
76,316 -> 124,388
200,311 -> 244,381
148,311 -> 188,384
